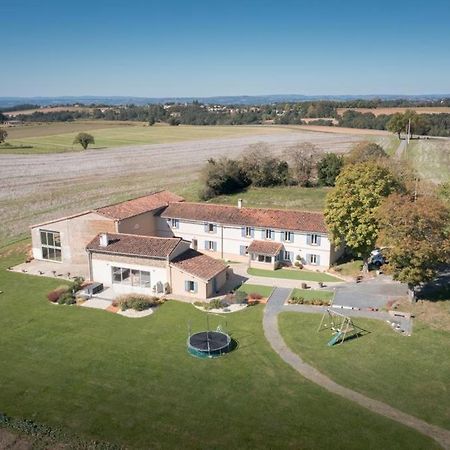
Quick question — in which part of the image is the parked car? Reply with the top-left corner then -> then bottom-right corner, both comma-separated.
369,248 -> 386,267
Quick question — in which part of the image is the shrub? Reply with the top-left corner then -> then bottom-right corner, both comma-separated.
71,276 -> 84,292
208,298 -> 224,310
47,285 -> 69,303
248,292 -> 263,300
289,296 -> 304,304
114,294 -> 162,311
58,292 -> 76,305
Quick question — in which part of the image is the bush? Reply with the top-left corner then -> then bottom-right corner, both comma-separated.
113,294 -> 162,311
71,276 -> 84,292
248,292 -> 263,300
47,285 -> 69,303
289,296 -> 305,304
58,292 -> 76,305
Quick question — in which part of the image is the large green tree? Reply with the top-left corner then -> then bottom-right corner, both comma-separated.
73,132 -> 95,150
0,128 -> 7,143
324,162 -> 400,269
346,141 -> 388,165
378,193 -> 450,295
317,153 -> 344,186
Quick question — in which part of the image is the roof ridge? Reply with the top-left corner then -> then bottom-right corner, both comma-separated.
95,190 -> 168,211
97,232 -> 181,242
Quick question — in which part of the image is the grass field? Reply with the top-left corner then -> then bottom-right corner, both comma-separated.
2,122 -> 290,154
290,288 -> 334,301
405,139 -> 450,183
247,267 -> 343,283
237,283 -> 274,298
0,243 -> 438,449
279,312 -> 450,431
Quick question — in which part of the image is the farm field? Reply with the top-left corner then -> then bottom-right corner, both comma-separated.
337,106 -> 450,116
0,243 -> 439,449
0,126 -> 368,247
1,122 -> 296,154
279,312 -> 450,430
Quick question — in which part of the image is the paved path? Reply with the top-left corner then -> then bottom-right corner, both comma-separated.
395,139 -> 407,159
263,288 -> 450,449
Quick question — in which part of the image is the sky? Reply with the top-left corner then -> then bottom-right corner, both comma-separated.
2,0 -> 450,97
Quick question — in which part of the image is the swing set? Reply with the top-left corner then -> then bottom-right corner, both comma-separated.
317,309 -> 364,346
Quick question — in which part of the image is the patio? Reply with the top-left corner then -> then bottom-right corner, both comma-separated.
10,259 -> 89,280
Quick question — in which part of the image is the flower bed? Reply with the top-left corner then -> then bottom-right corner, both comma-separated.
112,294 -> 164,311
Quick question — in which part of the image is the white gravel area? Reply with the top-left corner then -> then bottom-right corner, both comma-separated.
117,308 -> 154,318
193,303 -> 248,314
81,298 -> 113,310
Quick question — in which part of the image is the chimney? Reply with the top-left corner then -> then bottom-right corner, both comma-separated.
237,199 -> 243,209
99,233 -> 109,247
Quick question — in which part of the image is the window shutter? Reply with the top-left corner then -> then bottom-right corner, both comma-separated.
204,222 -> 208,232
306,253 -> 311,264
213,224 -> 217,233
240,245 -> 246,256
213,241 -> 217,252
307,234 -> 312,245
184,280 -> 189,292
204,240 -> 208,250
289,233 -> 294,243
251,228 -> 254,238
317,235 -> 321,246
241,227 -> 246,238
193,282 -> 198,293
317,255 -> 321,266
271,231 -> 275,240
261,229 -> 265,239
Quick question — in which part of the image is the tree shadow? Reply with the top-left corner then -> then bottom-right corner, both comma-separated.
417,270 -> 450,301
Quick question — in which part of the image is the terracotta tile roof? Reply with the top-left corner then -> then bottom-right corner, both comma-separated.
161,202 -> 327,233
86,233 -> 182,258
96,190 -> 184,220
247,240 -> 283,256
170,249 -> 228,281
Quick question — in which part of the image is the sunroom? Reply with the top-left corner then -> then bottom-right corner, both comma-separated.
247,240 -> 283,270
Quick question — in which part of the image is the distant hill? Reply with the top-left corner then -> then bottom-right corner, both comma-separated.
1,94 -> 450,108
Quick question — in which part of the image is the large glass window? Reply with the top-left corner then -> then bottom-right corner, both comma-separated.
40,230 -> 62,261
112,266 -> 150,288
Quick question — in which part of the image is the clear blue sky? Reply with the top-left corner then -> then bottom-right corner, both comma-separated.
2,0 -> 450,97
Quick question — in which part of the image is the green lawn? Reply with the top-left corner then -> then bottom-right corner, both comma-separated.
0,244 -> 438,449
248,267 -> 343,282
290,288 -> 334,301
332,259 -> 364,277
237,283 -> 274,298
279,312 -> 450,431
1,123 -> 289,154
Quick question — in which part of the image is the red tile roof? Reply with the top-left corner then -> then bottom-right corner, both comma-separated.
161,202 -> 327,233
86,233 -> 182,258
170,249 -> 228,281
96,190 -> 184,220
247,240 -> 283,256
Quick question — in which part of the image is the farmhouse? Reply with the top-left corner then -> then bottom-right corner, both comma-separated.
29,190 -> 342,298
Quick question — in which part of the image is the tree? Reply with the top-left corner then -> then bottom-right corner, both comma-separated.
0,112 -> 6,123
346,141 -> 388,165
317,153 -> 344,186
387,113 -> 406,138
0,128 -> 7,143
73,132 -> 95,150
378,193 -> 450,296
199,157 -> 249,200
324,162 -> 401,270
283,142 -> 319,186
240,143 -> 290,187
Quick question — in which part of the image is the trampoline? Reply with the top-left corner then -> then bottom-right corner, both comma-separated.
188,330 -> 231,358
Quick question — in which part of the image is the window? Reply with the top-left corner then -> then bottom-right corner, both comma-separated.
257,255 -> 272,263
245,226 -> 253,238
240,245 -> 248,256
191,239 -> 198,250
284,251 -> 293,261
112,266 -> 150,288
265,229 -> 274,240
310,234 -> 320,245
282,231 -> 293,242
309,254 -> 319,265
40,230 -> 62,261
171,218 -> 179,229
205,222 -> 216,233
185,280 -> 197,293
205,240 -> 217,251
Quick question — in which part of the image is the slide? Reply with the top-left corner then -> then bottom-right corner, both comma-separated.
327,331 -> 344,346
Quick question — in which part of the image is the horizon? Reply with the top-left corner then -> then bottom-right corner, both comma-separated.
2,0 -> 450,97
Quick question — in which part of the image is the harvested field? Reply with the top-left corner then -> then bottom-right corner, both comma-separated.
0,129 -> 367,246
4,106 -> 95,116
337,107 -> 450,116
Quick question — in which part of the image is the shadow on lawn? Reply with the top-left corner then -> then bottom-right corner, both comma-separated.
417,269 -> 450,301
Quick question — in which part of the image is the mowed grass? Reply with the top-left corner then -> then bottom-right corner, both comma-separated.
290,288 -> 334,301
237,283 -> 274,298
279,312 -> 450,430
0,244 -> 438,449
178,181 -> 329,211
248,267 -> 343,282
1,122 -> 289,154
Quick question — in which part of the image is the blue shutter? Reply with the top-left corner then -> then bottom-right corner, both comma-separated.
251,228 -> 255,238
306,253 -> 311,264
317,235 -> 321,246
193,282 -> 198,293
204,240 -> 208,250
184,280 -> 189,292
317,255 -> 321,266
289,232 -> 294,243
261,229 -> 265,239
241,227 -> 246,237
307,234 -> 312,245
213,224 -> 217,234
204,222 -> 209,232
240,245 -> 246,256
213,241 -> 217,252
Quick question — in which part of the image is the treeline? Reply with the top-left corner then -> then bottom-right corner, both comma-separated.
0,103 -> 40,113
199,141 -> 388,200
